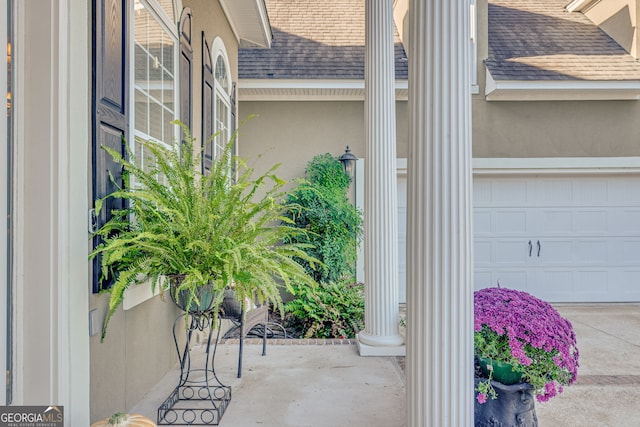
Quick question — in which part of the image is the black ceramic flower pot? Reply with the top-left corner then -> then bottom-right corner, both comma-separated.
219,288 -> 243,319
474,377 -> 538,427
169,276 -> 218,314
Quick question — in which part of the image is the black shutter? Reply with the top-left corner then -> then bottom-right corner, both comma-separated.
202,32 -> 214,174
179,8 -> 193,140
231,82 -> 237,158
91,0 -> 129,293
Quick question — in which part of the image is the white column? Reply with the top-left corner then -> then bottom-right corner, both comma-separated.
357,0 -> 404,356
406,0 -> 474,426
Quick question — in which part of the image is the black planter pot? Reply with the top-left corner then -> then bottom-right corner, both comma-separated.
219,288 -> 243,319
474,377 -> 538,427
169,277 -> 218,314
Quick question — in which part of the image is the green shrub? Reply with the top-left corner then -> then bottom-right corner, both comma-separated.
284,153 -> 363,283
282,154 -> 364,338
284,281 -> 364,339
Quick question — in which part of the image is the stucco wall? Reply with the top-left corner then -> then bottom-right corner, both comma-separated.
89,295 -> 180,420
472,98 -> 640,158
89,0 -> 239,421
237,101 -> 408,182
238,93 -> 640,173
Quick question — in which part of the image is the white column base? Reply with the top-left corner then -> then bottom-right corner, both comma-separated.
356,333 -> 405,357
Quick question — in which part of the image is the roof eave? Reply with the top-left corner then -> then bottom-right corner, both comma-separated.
238,79 -> 409,101
219,0 -> 272,49
565,0 -> 600,13
485,69 -> 640,101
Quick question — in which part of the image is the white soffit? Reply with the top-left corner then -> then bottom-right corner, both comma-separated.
238,79 -> 409,101
219,0 -> 272,48
485,69 -> 640,101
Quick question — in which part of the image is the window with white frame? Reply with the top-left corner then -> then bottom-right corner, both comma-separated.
211,37 -> 231,160
133,0 -> 178,172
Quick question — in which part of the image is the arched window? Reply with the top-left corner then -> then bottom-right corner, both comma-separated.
132,0 -> 180,171
211,37 -> 232,161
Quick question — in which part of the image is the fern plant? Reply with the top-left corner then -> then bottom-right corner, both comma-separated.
90,121 -> 317,340
284,280 -> 364,339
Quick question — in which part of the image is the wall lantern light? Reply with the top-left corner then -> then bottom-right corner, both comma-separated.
339,146 -> 357,179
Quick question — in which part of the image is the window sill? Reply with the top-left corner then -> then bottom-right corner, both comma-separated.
123,281 -> 162,310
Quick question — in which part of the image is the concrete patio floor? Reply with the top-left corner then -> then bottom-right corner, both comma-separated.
131,303 -> 640,426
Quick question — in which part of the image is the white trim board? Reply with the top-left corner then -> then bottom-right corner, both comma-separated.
219,0 -> 272,48
238,79 -> 409,101
395,157 -> 640,175
473,157 -> 640,175
485,69 -> 640,101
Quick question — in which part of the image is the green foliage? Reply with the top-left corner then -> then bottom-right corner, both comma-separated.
90,121 -> 317,340
284,153 -> 363,283
284,280 -> 364,339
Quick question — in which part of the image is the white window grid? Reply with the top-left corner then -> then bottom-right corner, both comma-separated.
131,0 -> 179,179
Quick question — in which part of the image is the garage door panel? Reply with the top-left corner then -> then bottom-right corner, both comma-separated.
474,241 -> 492,265
574,210 -> 608,234
494,271 -> 528,292
475,272 -> 493,290
537,270 -> 574,300
536,210 -> 572,234
536,239 -> 573,264
474,210 -> 492,234
494,240 -> 529,264
608,179 -> 640,204
573,240 -> 608,264
617,240 -> 640,263
493,211 -> 527,234
615,210 -> 640,234
573,180 -> 608,204
618,270 -> 640,299
575,270 -> 608,294
475,270 -> 528,292
531,179 -> 572,205
492,180 -> 527,205
474,181 -> 492,206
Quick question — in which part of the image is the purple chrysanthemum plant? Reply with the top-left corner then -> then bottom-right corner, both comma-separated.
474,287 -> 579,404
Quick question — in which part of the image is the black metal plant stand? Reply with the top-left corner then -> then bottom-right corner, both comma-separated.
157,311 -> 231,425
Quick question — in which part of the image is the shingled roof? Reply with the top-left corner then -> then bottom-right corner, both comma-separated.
238,0 -> 408,80
487,0 -> 640,81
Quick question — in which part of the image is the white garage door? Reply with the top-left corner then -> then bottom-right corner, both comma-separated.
396,174 -> 640,303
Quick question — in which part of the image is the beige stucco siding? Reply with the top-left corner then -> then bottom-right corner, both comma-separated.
237,100 -> 409,182
239,96 -> 640,168
472,99 -> 640,158
89,294 -> 179,420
